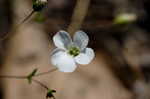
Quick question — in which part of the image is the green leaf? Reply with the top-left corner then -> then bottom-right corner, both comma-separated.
46,89 -> 56,99
27,68 -> 38,84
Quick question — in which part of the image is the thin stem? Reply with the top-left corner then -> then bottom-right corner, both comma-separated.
35,68 -> 57,77
0,75 -> 49,90
67,0 -> 91,36
32,79 -> 56,99
32,78 -> 49,90
0,76 -> 50,97
15,10 -> 35,29
0,10 -> 35,41
0,75 -> 27,79
0,68 -> 57,79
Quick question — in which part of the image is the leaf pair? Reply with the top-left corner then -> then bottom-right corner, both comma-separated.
27,68 -> 38,84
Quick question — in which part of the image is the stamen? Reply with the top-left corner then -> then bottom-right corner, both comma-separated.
68,47 -> 80,57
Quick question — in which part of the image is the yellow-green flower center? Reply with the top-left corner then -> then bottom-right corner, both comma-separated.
68,47 -> 80,57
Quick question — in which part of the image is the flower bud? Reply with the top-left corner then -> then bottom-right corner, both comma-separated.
46,89 -> 56,99
32,0 -> 47,11
114,13 -> 137,24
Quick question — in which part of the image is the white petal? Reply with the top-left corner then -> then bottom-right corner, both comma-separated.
75,48 -> 95,65
73,31 -> 89,50
51,48 -> 63,56
53,30 -> 72,50
51,50 -> 77,72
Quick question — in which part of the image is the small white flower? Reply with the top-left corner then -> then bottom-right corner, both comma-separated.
51,30 -> 95,72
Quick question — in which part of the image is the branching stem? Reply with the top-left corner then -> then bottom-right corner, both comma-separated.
0,68 -> 57,89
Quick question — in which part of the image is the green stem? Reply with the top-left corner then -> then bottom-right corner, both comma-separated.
0,68 -> 57,79
0,75 -> 27,79
32,78 -> 49,90
0,75 -> 49,90
0,68 -> 56,90
35,68 -> 57,77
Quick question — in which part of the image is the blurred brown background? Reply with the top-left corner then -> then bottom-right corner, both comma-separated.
0,0 -> 150,99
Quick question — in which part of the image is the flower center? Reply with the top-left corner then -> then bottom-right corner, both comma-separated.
68,47 -> 80,57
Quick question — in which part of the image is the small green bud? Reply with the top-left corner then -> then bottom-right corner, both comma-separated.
32,0 -> 47,11
114,13 -> 137,25
27,68 -> 38,84
46,89 -> 56,99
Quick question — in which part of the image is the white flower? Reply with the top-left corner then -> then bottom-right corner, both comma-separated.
51,30 -> 95,72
